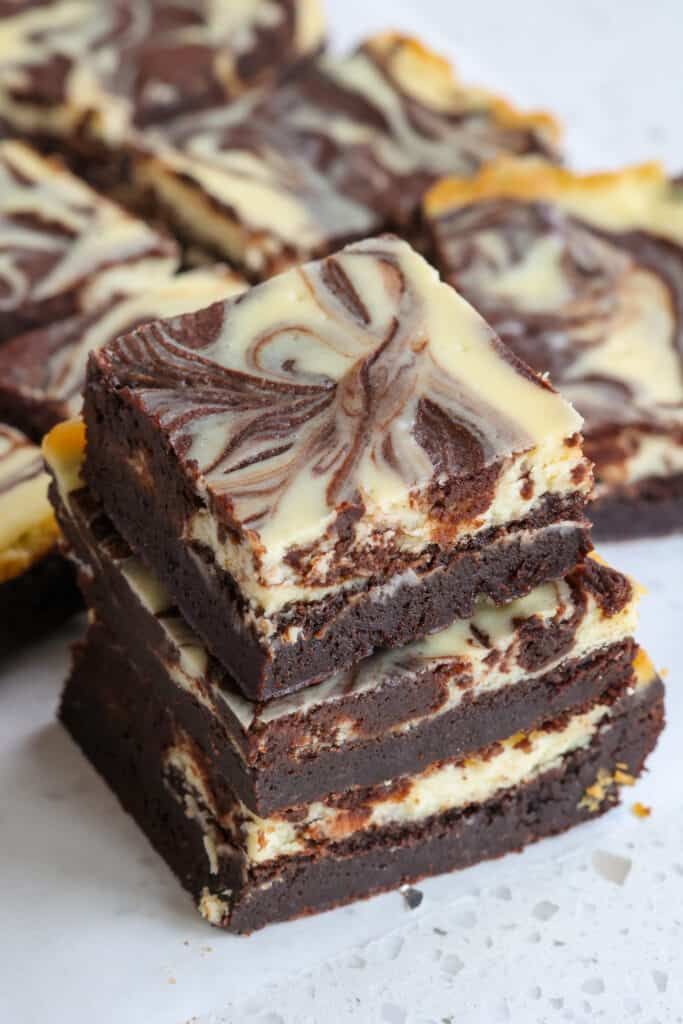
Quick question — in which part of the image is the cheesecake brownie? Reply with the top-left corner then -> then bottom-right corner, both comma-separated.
133,33 -> 560,279
46,419 -> 639,813
0,266 -> 245,441
425,159 -> 683,539
0,423 -> 79,656
0,1 -> 325,149
60,631 -> 664,933
82,237 -> 593,699
0,140 -> 178,345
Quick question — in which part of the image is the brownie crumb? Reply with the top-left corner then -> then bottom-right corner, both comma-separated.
401,886 -> 424,909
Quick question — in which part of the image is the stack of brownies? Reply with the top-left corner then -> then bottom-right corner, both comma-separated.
44,236 -> 664,932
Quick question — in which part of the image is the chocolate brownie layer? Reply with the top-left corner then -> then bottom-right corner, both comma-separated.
60,634 -> 664,933
0,549 -> 80,657
0,141 -> 178,344
81,236 -> 592,698
424,160 -> 683,539
590,473 -> 683,541
46,426 -> 637,813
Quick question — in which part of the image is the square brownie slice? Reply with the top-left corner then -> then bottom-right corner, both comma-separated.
133,33 -> 560,279
82,236 -> 592,699
60,624 -> 664,933
425,158 -> 683,539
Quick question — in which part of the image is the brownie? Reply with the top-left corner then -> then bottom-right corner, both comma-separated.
0,266 -> 245,441
0,423 -> 80,657
60,629 -> 664,933
45,424 -> 639,812
0,140 -> 178,345
424,159 -> 683,540
80,237 -> 593,699
0,1 -> 326,148
133,33 -> 560,279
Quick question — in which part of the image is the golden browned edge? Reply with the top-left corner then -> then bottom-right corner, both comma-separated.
43,418 -> 86,470
424,155 -> 667,217
364,32 -> 561,146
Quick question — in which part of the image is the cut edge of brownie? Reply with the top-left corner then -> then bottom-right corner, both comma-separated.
59,633 -> 664,933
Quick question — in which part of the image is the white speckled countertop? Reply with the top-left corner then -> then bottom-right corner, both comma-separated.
1,4 -> 682,1023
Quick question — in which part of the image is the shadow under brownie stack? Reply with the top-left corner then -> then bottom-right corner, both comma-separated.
44,236 -> 664,933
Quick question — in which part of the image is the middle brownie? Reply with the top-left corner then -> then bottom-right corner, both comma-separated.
82,236 -> 593,700
46,423 -> 633,817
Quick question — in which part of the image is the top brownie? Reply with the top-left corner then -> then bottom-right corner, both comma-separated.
424,159 -> 683,535
83,236 -> 592,698
135,33 -> 561,279
0,0 -> 325,144
0,140 -> 178,343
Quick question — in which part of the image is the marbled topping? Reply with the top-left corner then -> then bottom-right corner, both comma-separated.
425,159 -> 683,471
88,236 -> 586,600
0,266 -> 246,422
0,0 -> 325,141
0,140 -> 178,326
136,33 -> 560,276
0,422 -> 56,581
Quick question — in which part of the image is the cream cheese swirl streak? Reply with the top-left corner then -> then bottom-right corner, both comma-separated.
92,236 -> 586,597
0,0 -> 326,142
0,140 -> 177,342
425,159 -> 683,497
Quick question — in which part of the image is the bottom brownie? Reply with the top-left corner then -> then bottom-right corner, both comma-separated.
0,549 -> 81,658
590,472 -> 683,541
60,632 -> 664,934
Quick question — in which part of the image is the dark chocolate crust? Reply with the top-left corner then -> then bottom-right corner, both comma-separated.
0,549 -> 81,658
590,473 -> 683,540
83,361 -> 591,700
60,633 -> 664,933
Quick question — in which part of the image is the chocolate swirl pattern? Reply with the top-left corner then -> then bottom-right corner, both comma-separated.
136,33 -> 560,278
426,160 -> 683,506
92,236 -> 585,597
0,0 -> 325,142
0,266 -> 246,438
0,140 -> 178,341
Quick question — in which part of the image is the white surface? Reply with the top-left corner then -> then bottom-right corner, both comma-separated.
2,3 -> 682,1023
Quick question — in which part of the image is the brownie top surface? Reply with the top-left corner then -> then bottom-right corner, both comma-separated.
425,158 -> 683,437
0,421 -> 56,580
0,0 -> 325,138
0,266 -> 245,417
143,32 -> 559,249
89,235 -> 583,563
0,140 -> 177,317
